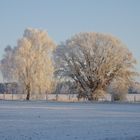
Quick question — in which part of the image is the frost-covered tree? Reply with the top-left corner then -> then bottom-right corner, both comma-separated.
56,32 -> 137,100
1,28 -> 56,100
0,46 -> 15,82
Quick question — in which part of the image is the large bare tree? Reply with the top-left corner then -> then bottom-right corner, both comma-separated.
56,32 -> 137,100
1,28 -> 56,100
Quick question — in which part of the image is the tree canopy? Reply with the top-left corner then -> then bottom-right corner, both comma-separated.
55,32 -> 137,100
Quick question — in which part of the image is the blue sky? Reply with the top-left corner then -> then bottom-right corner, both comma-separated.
0,0 -> 140,81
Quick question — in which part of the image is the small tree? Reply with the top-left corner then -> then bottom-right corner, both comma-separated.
109,79 -> 130,101
56,32 -> 137,100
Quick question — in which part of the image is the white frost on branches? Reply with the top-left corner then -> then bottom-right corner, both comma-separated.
55,32 -> 137,100
1,28 -> 56,100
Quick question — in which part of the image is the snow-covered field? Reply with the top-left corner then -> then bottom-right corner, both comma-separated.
0,101 -> 140,140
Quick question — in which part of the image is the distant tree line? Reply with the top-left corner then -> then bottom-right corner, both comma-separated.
0,82 -> 18,94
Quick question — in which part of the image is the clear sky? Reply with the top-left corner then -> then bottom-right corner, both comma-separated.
0,0 -> 140,81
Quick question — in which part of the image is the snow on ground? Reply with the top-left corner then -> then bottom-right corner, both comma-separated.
0,101 -> 140,140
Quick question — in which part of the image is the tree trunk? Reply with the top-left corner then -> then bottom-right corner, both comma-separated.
26,84 -> 30,100
26,92 -> 30,100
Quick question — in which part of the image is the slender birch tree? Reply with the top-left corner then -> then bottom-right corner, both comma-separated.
1,28 -> 56,100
